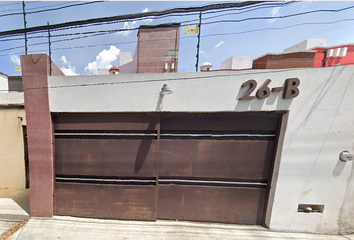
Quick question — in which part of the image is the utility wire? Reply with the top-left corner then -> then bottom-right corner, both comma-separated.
0,66 -> 344,92
0,1 -> 265,37
202,5 -> 354,25
3,2 -> 351,41
25,1 -> 95,11
0,1 -> 105,18
0,2 -> 21,7
27,1 -> 105,15
43,1 -> 291,33
2,17 -> 354,55
0,1 -> 289,39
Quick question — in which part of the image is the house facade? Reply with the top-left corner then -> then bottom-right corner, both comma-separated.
21,53 -> 354,234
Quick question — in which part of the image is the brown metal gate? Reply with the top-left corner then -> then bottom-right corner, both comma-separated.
53,112 -> 281,224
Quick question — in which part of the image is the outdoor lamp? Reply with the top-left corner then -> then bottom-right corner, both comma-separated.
160,84 -> 173,96
340,151 -> 353,162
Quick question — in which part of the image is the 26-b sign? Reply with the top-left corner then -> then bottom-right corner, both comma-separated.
239,78 -> 300,100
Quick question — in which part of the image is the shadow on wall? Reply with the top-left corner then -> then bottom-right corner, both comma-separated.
156,95 -> 163,111
332,160 -> 347,177
134,122 -> 156,174
234,87 -> 293,111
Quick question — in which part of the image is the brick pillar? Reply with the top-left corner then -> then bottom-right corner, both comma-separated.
21,54 -> 64,217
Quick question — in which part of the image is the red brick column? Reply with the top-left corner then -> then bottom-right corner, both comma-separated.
21,54 -> 64,217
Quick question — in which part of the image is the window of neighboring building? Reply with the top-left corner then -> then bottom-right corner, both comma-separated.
328,49 -> 334,57
340,47 -> 348,57
335,48 -> 341,57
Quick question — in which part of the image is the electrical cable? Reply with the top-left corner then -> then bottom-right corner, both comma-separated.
0,2 -> 21,7
2,17 -> 354,55
202,5 -> 354,25
0,1 -> 292,39
0,1 -> 105,18
40,1 -> 290,34
0,66 -> 345,92
0,1 -> 266,37
26,1 -> 105,15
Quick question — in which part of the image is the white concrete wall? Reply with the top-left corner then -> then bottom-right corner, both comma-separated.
0,92 -> 24,105
220,55 -> 251,70
48,66 -> 354,234
119,49 -> 137,74
284,39 -> 327,53
0,74 -> 8,92
119,52 -> 132,67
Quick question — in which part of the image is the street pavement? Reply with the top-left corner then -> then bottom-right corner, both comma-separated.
9,216 -> 354,240
0,188 -> 29,237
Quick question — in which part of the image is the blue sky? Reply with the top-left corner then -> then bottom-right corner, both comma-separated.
1,1 -> 354,75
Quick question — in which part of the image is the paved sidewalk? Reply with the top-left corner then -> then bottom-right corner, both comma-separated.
0,188 -> 29,236
10,216 -> 354,240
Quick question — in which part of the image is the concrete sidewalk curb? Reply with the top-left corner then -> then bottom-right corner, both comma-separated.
11,216 -> 354,240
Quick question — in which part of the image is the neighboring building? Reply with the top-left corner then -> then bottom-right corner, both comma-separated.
21,53 -> 354,234
0,71 -> 8,91
109,66 -> 120,75
200,62 -> 213,71
119,50 -> 137,74
98,23 -> 180,74
283,38 -> 327,53
220,55 -> 252,70
253,39 -> 354,70
312,44 -> 354,67
252,51 -> 317,69
136,23 -> 180,73
0,85 -> 27,189
98,68 -> 109,75
8,75 -> 23,92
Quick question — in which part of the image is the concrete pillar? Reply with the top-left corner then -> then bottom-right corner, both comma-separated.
20,54 -> 64,217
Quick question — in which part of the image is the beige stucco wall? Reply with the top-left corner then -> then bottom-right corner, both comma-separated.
0,108 -> 26,189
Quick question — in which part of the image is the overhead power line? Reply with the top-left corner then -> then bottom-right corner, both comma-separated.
2,16 -> 354,55
0,1 -> 265,37
27,1 -> 105,15
0,67 -> 335,92
0,1 -> 105,18
0,2 -> 21,7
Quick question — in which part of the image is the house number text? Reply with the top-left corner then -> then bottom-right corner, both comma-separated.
239,78 -> 300,100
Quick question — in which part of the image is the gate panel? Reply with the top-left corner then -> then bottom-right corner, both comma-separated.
55,183 -> 156,220
53,113 -> 159,220
157,185 -> 266,224
160,112 -> 280,131
53,113 -> 159,131
55,138 -> 157,177
159,140 -> 274,179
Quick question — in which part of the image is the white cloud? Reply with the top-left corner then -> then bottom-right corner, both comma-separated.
267,7 -> 280,23
61,66 -> 78,76
116,7 -> 153,37
9,54 -> 20,65
60,56 -> 68,65
214,41 -> 225,48
59,55 -> 78,76
116,20 -> 139,37
85,46 -> 120,75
